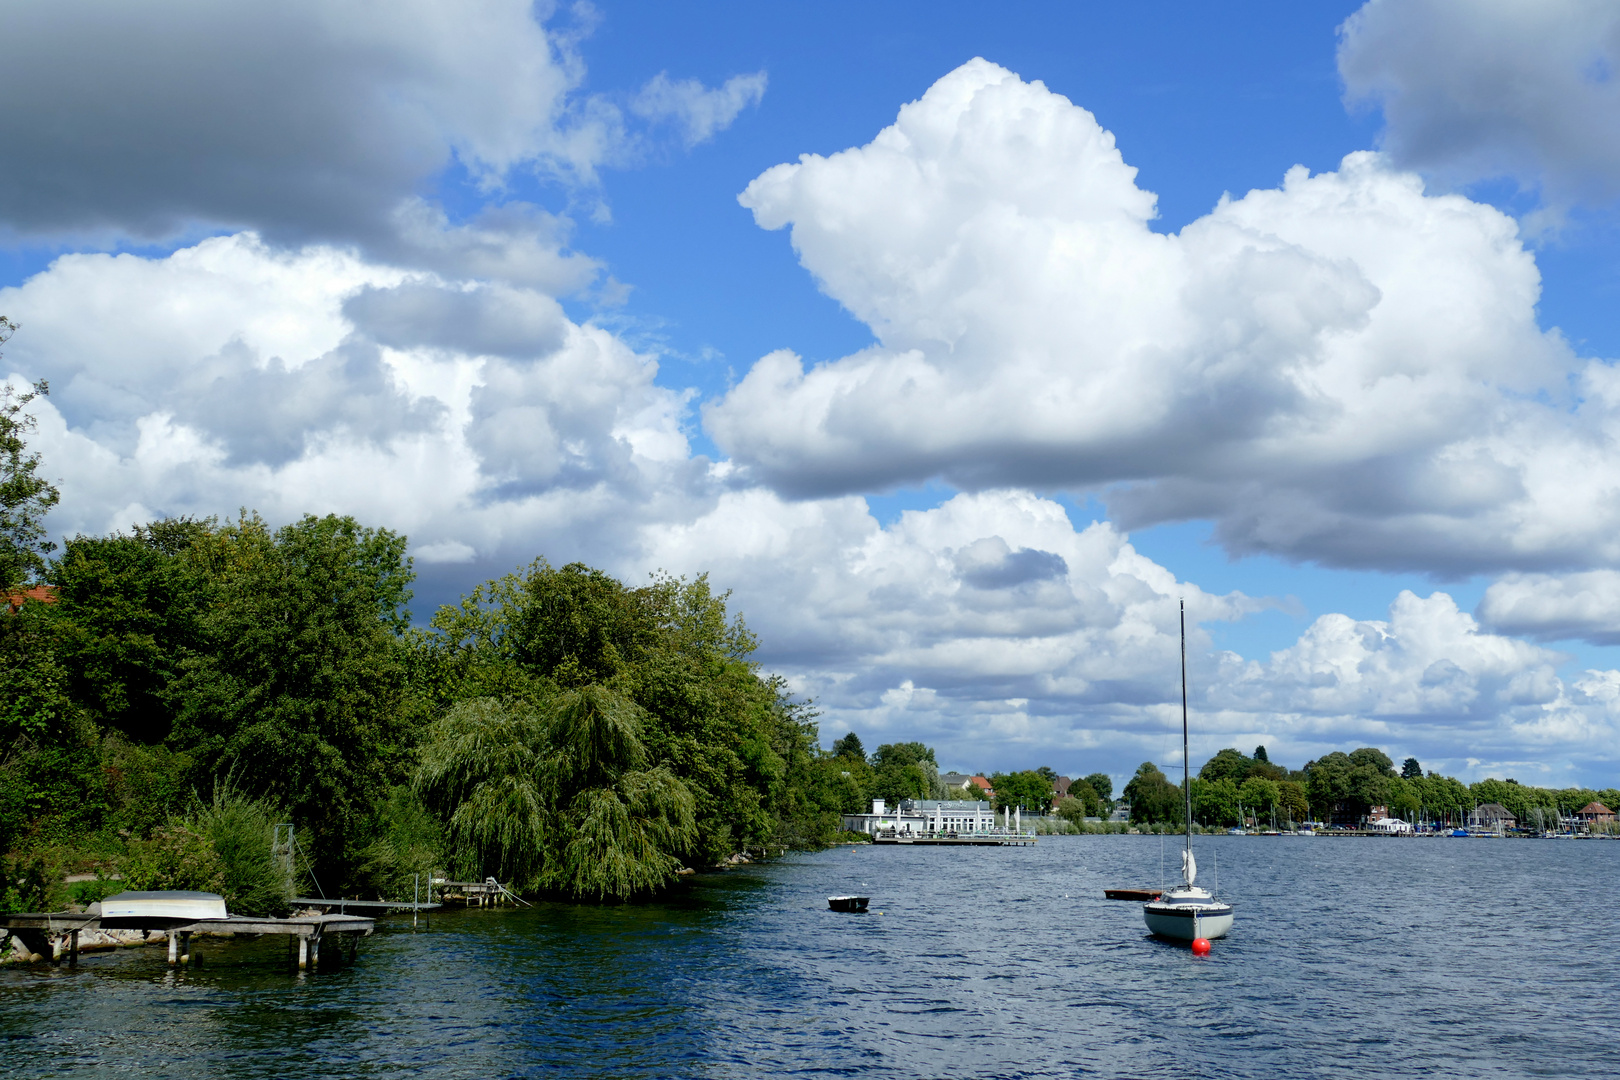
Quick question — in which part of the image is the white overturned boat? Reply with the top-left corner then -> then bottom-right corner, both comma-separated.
1143,600 -> 1235,943
99,890 -> 227,928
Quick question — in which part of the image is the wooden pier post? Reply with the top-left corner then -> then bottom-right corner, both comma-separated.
309,928 -> 321,969
168,933 -> 179,966
68,930 -> 78,966
298,934 -> 309,970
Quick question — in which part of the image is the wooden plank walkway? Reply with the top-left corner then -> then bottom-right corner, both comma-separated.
1,911 -> 373,970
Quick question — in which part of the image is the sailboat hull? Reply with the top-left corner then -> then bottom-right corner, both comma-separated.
1143,904 -> 1234,941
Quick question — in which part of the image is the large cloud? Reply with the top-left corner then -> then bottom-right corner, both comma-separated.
0,0 -> 761,281
708,58 -> 1620,576
1,234 -> 708,571
1339,0 -> 1620,212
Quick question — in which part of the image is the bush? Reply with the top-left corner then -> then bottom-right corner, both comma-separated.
67,876 -> 123,906
0,853 -> 54,914
193,787 -> 291,917
120,824 -> 225,893
354,785 -> 443,901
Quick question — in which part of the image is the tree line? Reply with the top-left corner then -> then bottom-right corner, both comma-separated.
0,323 -> 869,910
1122,745 -> 1620,828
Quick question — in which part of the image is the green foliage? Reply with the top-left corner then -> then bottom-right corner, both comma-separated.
415,689 -> 698,901
0,330 -> 62,592
192,786 -> 291,917
121,823 -> 226,894
354,786 -> 444,902
1401,756 -> 1423,780
168,512 -> 417,879
0,853 -> 53,914
47,522 -> 213,743
830,732 -> 865,761
990,769 -> 1054,813
1277,780 -> 1310,821
1124,762 -> 1183,824
1053,796 -> 1089,823
67,876 -> 123,906
1083,772 -> 1113,803
1066,779 -> 1101,818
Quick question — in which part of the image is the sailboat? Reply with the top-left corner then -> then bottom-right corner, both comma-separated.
1143,600 -> 1235,942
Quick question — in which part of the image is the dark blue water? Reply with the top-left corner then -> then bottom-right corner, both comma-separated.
4,836 -> 1616,1079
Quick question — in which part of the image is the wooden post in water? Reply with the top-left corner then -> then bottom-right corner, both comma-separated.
168,932 -> 179,966
298,934 -> 309,970
68,930 -> 79,966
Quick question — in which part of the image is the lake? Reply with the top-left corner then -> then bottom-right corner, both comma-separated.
3,835 -> 1616,1078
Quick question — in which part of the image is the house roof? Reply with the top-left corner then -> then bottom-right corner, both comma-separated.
1578,801 -> 1614,815
4,584 -> 58,612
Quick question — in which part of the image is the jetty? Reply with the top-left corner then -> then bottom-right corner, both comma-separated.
870,831 -> 1036,847
1,908 -> 373,970
844,798 -> 1038,846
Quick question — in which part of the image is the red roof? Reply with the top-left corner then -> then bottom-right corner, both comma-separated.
1577,801 -> 1614,816
4,584 -> 58,612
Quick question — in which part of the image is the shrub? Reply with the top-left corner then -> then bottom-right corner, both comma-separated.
120,824 -> 225,893
354,785 -> 443,901
193,787 -> 291,917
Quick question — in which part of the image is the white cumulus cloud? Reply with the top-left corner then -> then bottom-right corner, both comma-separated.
710,58 -> 1620,576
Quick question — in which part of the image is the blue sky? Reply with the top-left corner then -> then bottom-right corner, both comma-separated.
4,1 -> 1620,787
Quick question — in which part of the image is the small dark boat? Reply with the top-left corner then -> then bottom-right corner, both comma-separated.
1104,888 -> 1162,902
828,895 -> 870,913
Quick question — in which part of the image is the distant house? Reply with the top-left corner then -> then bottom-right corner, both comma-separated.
940,773 -> 973,791
968,776 -> 994,798
1468,803 -> 1516,829
1575,801 -> 1615,823
1371,816 -> 1412,834
4,584 -> 58,613
1053,776 -> 1072,799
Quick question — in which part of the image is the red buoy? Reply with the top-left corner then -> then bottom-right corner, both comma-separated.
1191,937 -> 1212,956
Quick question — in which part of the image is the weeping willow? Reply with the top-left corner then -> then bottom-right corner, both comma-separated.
415,686 -> 696,901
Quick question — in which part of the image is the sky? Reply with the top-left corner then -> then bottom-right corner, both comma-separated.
4,0 -> 1620,790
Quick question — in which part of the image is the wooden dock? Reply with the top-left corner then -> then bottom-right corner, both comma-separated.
1,910 -> 373,970
870,833 -> 1037,847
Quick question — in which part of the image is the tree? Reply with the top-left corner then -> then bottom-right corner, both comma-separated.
871,742 -> 944,802
989,769 -> 1053,813
0,319 -> 60,592
1238,777 -> 1279,818
1253,745 -> 1269,763
1401,756 -> 1423,780
1084,772 -> 1113,803
1198,748 -> 1253,785
414,689 -> 697,900
1053,796 -> 1089,824
1123,762 -> 1182,824
419,559 -> 821,867
831,731 -> 865,761
168,513 -> 417,877
1067,778 -> 1101,818
46,520 -> 213,743
1277,780 -> 1309,823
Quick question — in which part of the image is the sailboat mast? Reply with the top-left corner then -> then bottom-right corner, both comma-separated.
1181,599 -> 1192,858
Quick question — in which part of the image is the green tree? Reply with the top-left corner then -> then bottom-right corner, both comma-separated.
46,520 -> 214,743
1067,778 -> 1101,818
1277,780 -> 1309,823
0,320 -> 60,592
414,689 -> 697,900
1123,762 -> 1182,824
1237,777 -> 1279,819
1401,756 -> 1423,780
168,513 -> 417,878
1083,772 -> 1113,803
990,769 -> 1053,813
1198,748 -> 1253,784
831,732 -> 865,761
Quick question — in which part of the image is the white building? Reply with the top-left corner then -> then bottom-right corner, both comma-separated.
841,799 -> 1023,837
